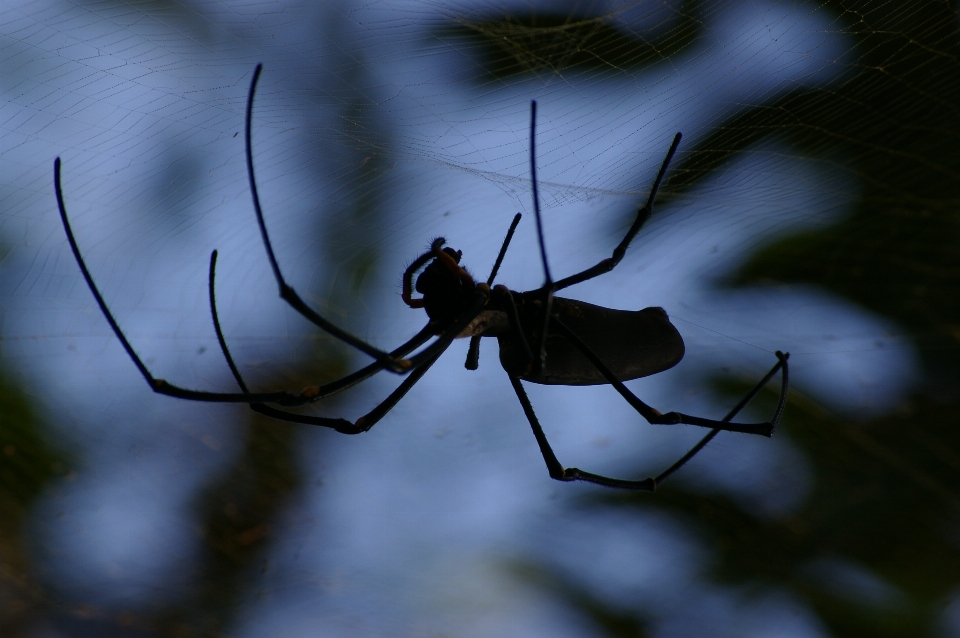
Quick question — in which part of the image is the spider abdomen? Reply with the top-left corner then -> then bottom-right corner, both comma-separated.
498,299 -> 684,386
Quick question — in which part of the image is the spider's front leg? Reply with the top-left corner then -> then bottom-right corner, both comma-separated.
209,247 -> 492,432
244,64 -> 407,374
55,158 -> 310,407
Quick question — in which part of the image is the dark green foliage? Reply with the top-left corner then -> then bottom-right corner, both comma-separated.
0,365 -> 71,635
436,1 -> 700,79
600,391 -> 960,638
468,1 -> 960,635
668,4 -> 960,630
719,0 -> 960,389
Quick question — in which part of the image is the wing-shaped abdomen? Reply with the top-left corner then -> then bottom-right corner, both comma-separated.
499,298 -> 684,386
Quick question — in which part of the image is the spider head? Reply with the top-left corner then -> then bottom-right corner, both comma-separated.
414,246 -> 477,327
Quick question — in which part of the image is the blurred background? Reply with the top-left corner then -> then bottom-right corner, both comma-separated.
2,0 -> 959,636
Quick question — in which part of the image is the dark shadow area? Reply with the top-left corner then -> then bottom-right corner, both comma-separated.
528,2 -> 960,635
0,359 -> 72,635
436,0 -> 700,79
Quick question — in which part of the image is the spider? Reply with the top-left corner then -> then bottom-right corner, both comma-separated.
54,64 -> 789,491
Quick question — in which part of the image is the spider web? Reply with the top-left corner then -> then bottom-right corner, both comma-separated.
1,1 -> 958,636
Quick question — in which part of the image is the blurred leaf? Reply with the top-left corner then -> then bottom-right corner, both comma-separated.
709,1 -> 960,384
436,3 -> 700,79
0,363 -> 71,636
510,561 -> 652,638
530,2 -> 960,634
167,413 -> 302,636
603,391 -> 960,638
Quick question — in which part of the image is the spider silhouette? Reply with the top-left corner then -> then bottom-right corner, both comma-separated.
55,64 -> 788,491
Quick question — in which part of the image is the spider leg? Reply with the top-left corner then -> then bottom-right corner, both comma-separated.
552,132 -> 682,293
218,250 -> 477,432
527,101 -> 554,375
248,348 -> 445,434
494,284 -> 535,373
401,287 -> 490,370
210,254 -> 448,433
55,158 -> 305,406
509,354 -> 787,490
509,374 -> 652,490
245,64 -> 406,373
298,323 -> 433,401
525,102 -> 680,375
207,250 -> 433,404
652,354 -> 787,485
551,315 -> 789,435
464,336 -> 482,371
465,212 -> 523,370
56,160 -> 429,408
486,213 -> 523,287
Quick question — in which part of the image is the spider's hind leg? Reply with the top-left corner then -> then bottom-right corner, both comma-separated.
509,374 -> 656,490
509,352 -> 789,491
551,315 -> 789,437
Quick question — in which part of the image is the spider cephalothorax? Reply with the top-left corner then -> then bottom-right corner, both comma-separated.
413,245 -> 476,328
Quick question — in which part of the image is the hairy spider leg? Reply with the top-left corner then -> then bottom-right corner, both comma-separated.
510,351 -> 789,490
245,64 -> 408,374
